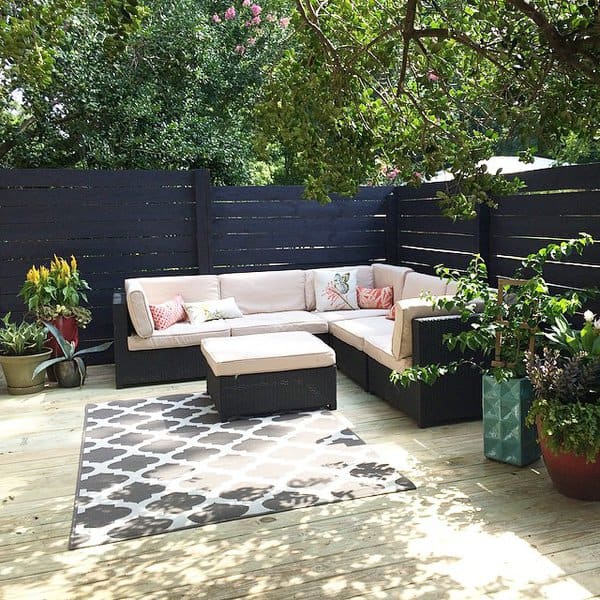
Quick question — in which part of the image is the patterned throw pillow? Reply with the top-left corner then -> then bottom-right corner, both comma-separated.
184,297 -> 243,323
149,295 -> 186,330
386,304 -> 397,320
357,286 -> 394,309
314,269 -> 359,311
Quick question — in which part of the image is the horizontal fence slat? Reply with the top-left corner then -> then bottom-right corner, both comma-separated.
396,247 -> 474,271
495,191 -> 600,216
213,199 -> 386,218
492,215 -> 599,238
490,236 -> 600,264
398,215 -> 477,235
396,231 -> 477,253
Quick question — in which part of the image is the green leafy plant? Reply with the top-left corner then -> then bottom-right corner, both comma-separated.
391,233 -> 596,387
0,313 -> 47,356
545,311 -> 600,358
526,348 -> 600,462
32,322 -> 113,380
19,255 -> 92,327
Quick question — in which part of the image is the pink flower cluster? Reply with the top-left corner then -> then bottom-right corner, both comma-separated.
211,3 -> 290,30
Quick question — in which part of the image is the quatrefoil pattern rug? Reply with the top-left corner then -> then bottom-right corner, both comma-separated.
69,392 -> 415,549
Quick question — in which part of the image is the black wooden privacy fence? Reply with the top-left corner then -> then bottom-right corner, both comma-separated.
1,163 -> 599,365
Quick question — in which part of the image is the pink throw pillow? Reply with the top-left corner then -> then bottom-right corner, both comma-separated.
386,304 -> 396,320
357,286 -> 393,309
149,294 -> 186,330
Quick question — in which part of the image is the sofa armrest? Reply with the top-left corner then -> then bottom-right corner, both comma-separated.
412,314 -> 477,366
391,296 -> 457,359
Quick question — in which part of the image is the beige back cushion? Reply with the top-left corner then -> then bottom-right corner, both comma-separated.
125,275 -> 219,338
401,271 -> 448,299
372,264 -> 413,302
391,296 -> 458,359
305,265 -> 374,311
218,269 -> 306,314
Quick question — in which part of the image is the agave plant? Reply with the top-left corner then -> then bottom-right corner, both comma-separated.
32,321 -> 112,384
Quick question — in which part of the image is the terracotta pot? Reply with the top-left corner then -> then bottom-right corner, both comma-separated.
537,420 -> 600,501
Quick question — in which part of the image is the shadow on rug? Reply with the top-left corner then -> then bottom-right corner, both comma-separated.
70,392 -> 415,548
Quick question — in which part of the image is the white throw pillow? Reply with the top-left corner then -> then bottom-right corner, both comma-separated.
314,269 -> 359,311
185,297 -> 243,323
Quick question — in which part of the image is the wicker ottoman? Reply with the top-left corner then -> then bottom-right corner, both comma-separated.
200,331 -> 336,420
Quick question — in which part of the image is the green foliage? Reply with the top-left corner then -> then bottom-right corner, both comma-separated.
1,0 -> 295,183
19,256 -> 92,327
32,321 -> 113,378
391,233 -> 596,386
526,349 -> 600,462
0,314 -> 47,356
259,0 -> 600,216
545,312 -> 600,357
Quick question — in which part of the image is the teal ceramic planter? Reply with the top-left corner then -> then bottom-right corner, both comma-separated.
482,375 -> 541,466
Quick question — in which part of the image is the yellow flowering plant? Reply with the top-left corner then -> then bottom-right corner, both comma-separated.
19,256 -> 92,327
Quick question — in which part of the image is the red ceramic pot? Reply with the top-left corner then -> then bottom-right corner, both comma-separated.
46,316 -> 79,382
537,420 -> 600,501
47,316 -> 79,355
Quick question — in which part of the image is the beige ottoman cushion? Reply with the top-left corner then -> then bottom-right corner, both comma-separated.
201,331 -> 335,377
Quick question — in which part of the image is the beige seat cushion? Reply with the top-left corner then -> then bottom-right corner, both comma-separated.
125,275 -> 220,338
391,296 -> 459,360
305,266 -> 374,311
201,331 -> 335,376
372,264 -> 413,302
127,320 -> 230,351
228,311 -> 328,336
313,308 -> 389,323
219,270 -> 306,314
401,271 -> 448,299
364,335 -> 413,373
330,317 -> 394,351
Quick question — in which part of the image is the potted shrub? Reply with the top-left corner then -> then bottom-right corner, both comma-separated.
19,255 -> 92,354
32,322 -> 113,388
525,312 -> 600,500
393,233 -> 596,466
0,314 -> 52,395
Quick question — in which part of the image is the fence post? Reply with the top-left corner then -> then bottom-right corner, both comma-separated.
477,203 -> 492,285
385,190 -> 399,264
194,169 -> 212,274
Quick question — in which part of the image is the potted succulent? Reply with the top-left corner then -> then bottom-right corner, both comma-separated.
33,322 -> 113,388
525,311 -> 600,500
0,313 -> 52,395
392,233 -> 596,466
19,255 -> 92,354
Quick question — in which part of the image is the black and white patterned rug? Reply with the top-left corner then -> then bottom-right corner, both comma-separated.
70,392 -> 415,549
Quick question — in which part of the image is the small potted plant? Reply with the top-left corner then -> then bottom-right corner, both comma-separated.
525,311 -> 600,500
32,322 -> 113,388
0,314 -> 52,395
19,255 -> 92,353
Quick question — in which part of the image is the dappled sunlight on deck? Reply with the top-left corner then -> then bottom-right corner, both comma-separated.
1,366 -> 599,599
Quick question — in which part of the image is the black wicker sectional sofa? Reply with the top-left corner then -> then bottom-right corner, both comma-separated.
112,264 -> 481,427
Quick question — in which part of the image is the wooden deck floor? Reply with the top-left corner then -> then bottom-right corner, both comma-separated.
1,365 -> 599,599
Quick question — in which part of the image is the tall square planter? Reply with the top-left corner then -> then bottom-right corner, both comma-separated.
482,375 -> 541,466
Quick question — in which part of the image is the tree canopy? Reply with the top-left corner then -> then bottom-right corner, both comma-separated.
259,0 -> 600,216
1,0 -> 293,183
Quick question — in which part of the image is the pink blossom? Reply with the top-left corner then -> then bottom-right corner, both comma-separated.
247,37 -> 257,46
279,16 -> 290,28
386,168 -> 400,180
234,44 -> 246,54
251,15 -> 261,25
212,13 -> 221,22
242,0 -> 251,5
250,3 -> 262,16
266,13 -> 276,22
414,171 -> 423,179
427,70 -> 439,82
244,19 -> 252,26
224,6 -> 236,20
